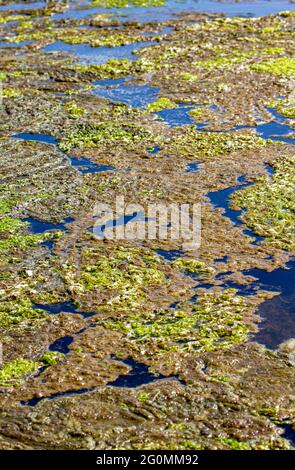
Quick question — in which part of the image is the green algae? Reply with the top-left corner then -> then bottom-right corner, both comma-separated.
0,358 -> 39,387
0,217 -> 27,235
194,56 -> 246,71
0,298 -> 48,328
0,15 -> 27,24
250,58 -> 295,78
41,351 -> 65,366
170,128 -> 269,159
231,154 -> 295,250
65,101 -> 85,119
64,247 -> 165,312
100,290 -> 250,354
215,437 -> 251,450
0,232 -> 60,255
171,258 -> 214,275
147,97 -> 176,112
7,26 -> 144,49
2,88 -> 22,98
59,122 -> 155,152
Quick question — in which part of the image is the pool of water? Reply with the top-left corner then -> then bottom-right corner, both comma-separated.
43,40 -> 155,65
52,0 -> 294,23
93,77 -> 160,108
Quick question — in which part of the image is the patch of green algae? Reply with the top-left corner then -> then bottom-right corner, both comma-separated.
0,359 -> 38,387
169,128 -> 269,159
171,258 -> 215,275
147,97 -> 176,112
215,437 -> 251,450
0,217 -> 27,235
59,122 -> 155,151
0,298 -> 48,328
64,247 -> 165,312
231,154 -> 295,250
100,289 -> 250,354
7,28 -> 145,48
65,101 -> 85,119
250,58 -> 295,78
40,351 -> 65,366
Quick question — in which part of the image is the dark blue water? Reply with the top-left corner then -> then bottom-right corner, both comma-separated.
13,133 -> 57,145
69,155 -> 116,174
49,335 -> 74,354
92,211 -> 153,239
245,260 -> 295,297
186,161 -> 200,173
109,357 -> 167,387
156,248 -> 185,261
147,145 -> 160,155
280,424 -> 295,447
42,40 -> 154,65
155,104 -> 195,127
207,176 -> 264,245
23,216 -> 74,234
33,301 -> 97,319
93,78 -> 159,108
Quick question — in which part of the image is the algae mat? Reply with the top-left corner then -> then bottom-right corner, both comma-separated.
0,0 -> 294,450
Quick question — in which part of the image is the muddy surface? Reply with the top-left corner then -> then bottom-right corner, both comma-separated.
0,0 -> 294,450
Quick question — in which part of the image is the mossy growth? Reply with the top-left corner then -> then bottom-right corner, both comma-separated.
66,57 -> 154,80
64,247 -> 165,312
0,199 -> 16,215
59,122 -> 155,152
170,128 -> 269,159
41,351 -> 65,366
99,289 -> 250,354
2,88 -> 22,99
147,97 -> 176,112
0,15 -> 27,24
0,231 -> 61,255
8,27 -> 144,48
0,298 -> 48,328
0,72 -> 6,81
250,58 -> 295,78
0,217 -> 27,235
171,258 -> 215,276
215,437 -> 251,450
194,56 -> 246,71
0,358 -> 39,387
92,0 -> 165,7
231,154 -> 295,250
65,101 -> 85,119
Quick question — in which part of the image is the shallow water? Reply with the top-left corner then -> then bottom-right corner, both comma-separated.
52,0 -> 294,23
43,40 -> 155,65
93,77 -> 160,108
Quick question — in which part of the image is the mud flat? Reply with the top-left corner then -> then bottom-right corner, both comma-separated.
0,0 -> 294,450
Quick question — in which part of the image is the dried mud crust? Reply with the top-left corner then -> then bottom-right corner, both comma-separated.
0,6 -> 294,450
